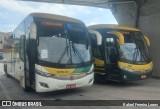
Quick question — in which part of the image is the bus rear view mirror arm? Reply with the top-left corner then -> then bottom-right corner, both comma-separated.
107,31 -> 124,45
144,35 -> 150,46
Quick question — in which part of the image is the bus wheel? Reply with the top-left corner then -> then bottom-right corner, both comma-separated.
4,64 -> 9,77
119,80 -> 126,84
23,81 -> 31,92
23,73 -> 31,92
24,87 -> 30,92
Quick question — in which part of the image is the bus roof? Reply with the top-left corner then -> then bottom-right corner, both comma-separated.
88,24 -> 140,31
29,13 -> 84,24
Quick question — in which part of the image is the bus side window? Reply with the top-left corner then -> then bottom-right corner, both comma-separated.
90,33 -> 97,47
93,46 -> 103,60
106,37 -> 118,63
89,33 -> 103,59
106,37 -> 115,45
19,35 -> 25,61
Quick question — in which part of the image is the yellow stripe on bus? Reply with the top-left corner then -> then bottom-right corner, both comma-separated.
95,72 -> 106,75
94,68 -> 105,70
43,67 -> 75,76
118,61 -> 153,71
95,58 -> 104,66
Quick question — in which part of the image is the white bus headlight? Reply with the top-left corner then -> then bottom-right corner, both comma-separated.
36,70 -> 53,77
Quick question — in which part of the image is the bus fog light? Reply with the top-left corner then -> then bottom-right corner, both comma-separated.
39,82 -> 49,88
124,75 -> 127,79
119,66 -> 135,72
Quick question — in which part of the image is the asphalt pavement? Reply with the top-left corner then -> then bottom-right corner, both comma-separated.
0,62 -> 160,109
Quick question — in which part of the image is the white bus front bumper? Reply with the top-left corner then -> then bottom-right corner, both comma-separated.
35,73 -> 94,92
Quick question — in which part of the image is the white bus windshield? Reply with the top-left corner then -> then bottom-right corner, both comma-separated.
36,19 -> 91,65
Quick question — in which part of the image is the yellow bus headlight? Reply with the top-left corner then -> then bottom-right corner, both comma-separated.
119,66 -> 152,73
119,66 -> 135,72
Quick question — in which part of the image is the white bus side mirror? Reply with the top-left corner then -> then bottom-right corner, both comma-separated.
30,22 -> 37,39
89,30 -> 102,45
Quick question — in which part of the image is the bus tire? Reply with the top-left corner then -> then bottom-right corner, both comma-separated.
23,82 -> 31,92
24,87 -> 30,92
4,64 -> 9,77
119,80 -> 126,84
23,72 -> 31,92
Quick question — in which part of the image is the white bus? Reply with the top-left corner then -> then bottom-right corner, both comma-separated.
3,13 -> 94,92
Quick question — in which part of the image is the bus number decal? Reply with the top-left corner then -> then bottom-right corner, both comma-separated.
57,70 -> 69,74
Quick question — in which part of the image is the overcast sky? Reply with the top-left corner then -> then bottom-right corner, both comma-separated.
0,0 -> 118,32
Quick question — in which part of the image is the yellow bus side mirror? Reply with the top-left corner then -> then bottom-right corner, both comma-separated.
144,35 -> 150,46
107,31 -> 124,45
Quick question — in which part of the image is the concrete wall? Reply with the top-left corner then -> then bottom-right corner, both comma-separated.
138,0 -> 160,77
111,0 -> 160,77
111,2 -> 136,27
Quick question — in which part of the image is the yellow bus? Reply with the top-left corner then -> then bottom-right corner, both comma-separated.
3,13 -> 94,92
88,24 -> 153,82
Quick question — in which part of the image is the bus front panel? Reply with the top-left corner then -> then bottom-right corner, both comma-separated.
33,18 -> 94,92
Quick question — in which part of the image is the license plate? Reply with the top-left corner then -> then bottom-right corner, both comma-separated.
66,84 -> 76,89
141,75 -> 146,79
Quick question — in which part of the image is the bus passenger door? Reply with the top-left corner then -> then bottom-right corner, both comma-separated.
105,35 -> 120,80
5,52 -> 13,76
16,35 -> 25,81
11,40 -> 21,79
15,58 -> 24,81
10,51 -> 16,77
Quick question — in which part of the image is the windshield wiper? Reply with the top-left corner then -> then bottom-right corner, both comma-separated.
65,24 -> 85,64
57,32 -> 70,64
57,45 -> 70,64
132,47 -> 139,62
132,33 -> 147,63
71,42 -> 85,64
132,32 -> 140,63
